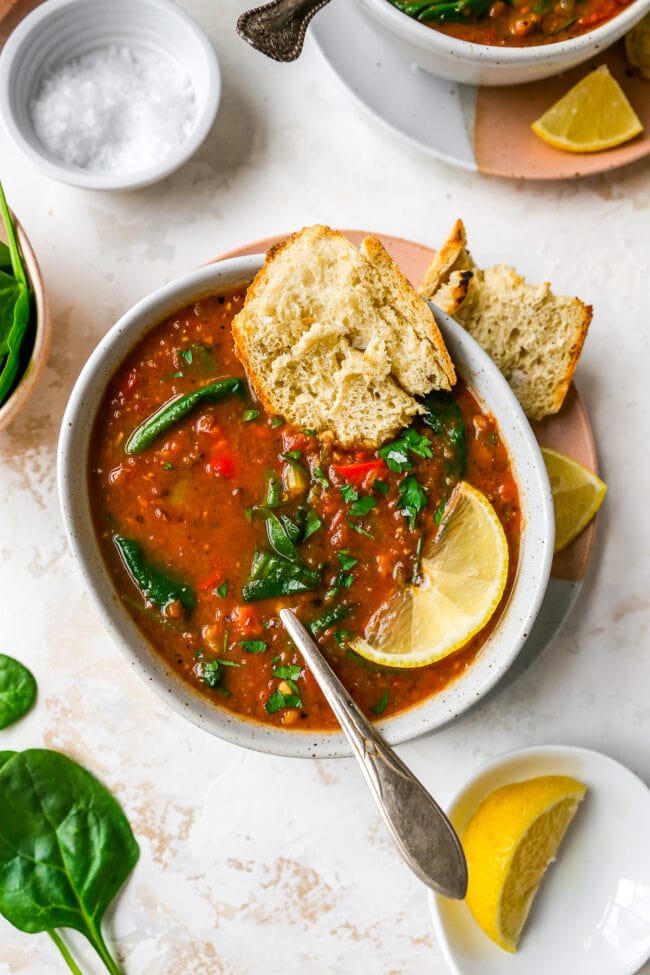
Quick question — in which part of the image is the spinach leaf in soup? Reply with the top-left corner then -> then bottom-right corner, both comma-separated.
0,750 -> 16,770
0,749 -> 139,975
0,654 -> 36,729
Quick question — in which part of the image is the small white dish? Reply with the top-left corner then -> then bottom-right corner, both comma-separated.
0,0 -> 221,190
356,0 -> 650,86
430,745 -> 650,975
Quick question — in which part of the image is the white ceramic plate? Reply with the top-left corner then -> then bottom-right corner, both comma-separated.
430,745 -> 650,975
310,2 -> 650,180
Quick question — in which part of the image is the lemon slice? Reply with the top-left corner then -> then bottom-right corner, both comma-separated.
463,775 -> 587,952
541,447 -> 607,553
626,14 -> 650,80
351,482 -> 509,669
531,65 -> 643,153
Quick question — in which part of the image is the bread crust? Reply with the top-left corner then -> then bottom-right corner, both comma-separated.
231,225 -> 457,448
419,220 -> 591,420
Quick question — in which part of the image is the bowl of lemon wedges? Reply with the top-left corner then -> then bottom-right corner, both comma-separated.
431,744 -> 650,975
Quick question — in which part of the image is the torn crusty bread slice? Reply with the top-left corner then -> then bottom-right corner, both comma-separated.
231,225 -> 456,448
419,219 -> 592,421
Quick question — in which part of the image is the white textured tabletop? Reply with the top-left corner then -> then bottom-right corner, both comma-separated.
1,1 -> 649,972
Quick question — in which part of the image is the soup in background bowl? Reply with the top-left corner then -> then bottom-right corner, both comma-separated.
57,252 -> 553,758
356,0 -> 650,85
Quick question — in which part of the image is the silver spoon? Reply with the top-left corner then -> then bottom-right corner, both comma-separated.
237,0 -> 334,62
279,608 -> 468,899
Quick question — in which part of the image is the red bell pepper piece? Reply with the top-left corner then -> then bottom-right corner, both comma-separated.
332,459 -> 385,482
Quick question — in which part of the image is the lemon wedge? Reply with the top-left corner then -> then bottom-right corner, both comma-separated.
531,65 -> 643,153
541,447 -> 607,553
350,482 -> 509,669
463,775 -> 587,952
626,14 -> 650,80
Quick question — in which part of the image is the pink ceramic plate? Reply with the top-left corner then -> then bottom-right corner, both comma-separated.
311,1 -> 650,180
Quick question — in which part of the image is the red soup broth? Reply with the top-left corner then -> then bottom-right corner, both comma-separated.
426,0 -> 632,46
88,287 -> 521,731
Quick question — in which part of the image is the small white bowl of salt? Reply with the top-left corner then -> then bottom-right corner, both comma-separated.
0,0 -> 221,190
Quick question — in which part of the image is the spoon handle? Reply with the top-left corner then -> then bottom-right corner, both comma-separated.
237,0 -> 333,62
279,609 -> 468,899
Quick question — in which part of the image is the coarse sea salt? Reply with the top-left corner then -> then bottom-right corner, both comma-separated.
30,45 -> 197,175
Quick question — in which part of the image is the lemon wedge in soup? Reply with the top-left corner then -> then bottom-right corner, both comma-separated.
350,482 -> 509,669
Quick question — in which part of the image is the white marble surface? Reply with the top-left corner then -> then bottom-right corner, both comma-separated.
1,1 -> 650,972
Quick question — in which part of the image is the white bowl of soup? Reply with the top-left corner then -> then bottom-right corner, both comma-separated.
356,0 -> 650,85
57,251 -> 554,758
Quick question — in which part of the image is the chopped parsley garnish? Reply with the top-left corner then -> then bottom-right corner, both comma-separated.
303,509 -> 323,540
202,660 -> 222,688
178,348 -> 193,364
313,466 -> 330,488
397,475 -> 428,530
243,409 -> 260,422
337,550 -> 359,572
266,678 -> 302,713
240,639 -> 267,654
340,483 -> 359,503
334,629 -> 355,646
163,462 -> 174,470
302,428 -> 317,436
373,480 -> 389,496
371,689 -> 390,716
281,450 -> 302,461
271,417 -> 283,428
216,581 -> 228,598
347,520 -> 374,539
348,495 -> 377,518
164,370 -> 184,380
378,428 -> 433,473
434,499 -> 448,525
309,604 -> 353,636
273,663 -> 303,680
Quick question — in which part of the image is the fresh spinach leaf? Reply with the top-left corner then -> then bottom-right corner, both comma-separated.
0,654 -> 36,729
303,509 -> 323,540
0,749 -> 139,975
0,240 -> 11,271
337,551 -> 359,572
0,751 -> 16,770
243,555 -> 320,602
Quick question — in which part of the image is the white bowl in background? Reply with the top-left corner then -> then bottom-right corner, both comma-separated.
430,745 -> 650,975
0,0 -> 221,190
57,253 -> 554,758
356,0 -> 650,85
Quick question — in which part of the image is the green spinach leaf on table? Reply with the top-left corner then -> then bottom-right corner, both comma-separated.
0,654 -> 36,729
0,749 -> 139,975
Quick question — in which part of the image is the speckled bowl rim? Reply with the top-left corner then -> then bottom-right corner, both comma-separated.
0,0 -> 221,191
0,217 -> 51,432
357,0 -> 650,67
57,254 -> 554,758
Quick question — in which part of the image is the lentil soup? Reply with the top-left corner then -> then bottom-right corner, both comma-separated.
402,0 -> 633,46
89,286 -> 521,731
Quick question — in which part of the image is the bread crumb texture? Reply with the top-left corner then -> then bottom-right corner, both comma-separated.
419,219 -> 592,421
232,225 -> 455,448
